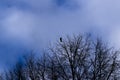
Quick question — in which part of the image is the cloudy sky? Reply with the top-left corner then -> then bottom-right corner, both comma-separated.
0,0 -> 120,70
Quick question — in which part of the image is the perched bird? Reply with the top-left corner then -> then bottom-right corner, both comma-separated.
60,37 -> 62,42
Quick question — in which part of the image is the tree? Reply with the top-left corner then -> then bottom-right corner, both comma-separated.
0,73 -> 4,80
89,39 -> 120,80
49,34 -> 120,80
23,53 -> 38,80
5,60 -> 25,80
36,52 -> 50,80
4,34 -> 120,80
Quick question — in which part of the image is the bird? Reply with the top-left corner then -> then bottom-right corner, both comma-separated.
60,37 -> 62,42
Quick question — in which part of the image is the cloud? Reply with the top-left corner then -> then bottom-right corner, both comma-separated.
84,0 -> 120,48
1,8 -> 84,49
1,0 -> 120,44
1,0 -> 120,48
1,0 -> 120,68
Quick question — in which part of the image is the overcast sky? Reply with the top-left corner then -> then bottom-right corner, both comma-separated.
0,0 -> 120,70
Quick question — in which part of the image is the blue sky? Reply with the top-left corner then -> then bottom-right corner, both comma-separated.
0,0 -> 120,70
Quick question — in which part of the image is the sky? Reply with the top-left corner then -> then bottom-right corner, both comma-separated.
0,0 -> 120,70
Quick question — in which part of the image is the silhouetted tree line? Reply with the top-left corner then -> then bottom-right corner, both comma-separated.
1,34 -> 120,80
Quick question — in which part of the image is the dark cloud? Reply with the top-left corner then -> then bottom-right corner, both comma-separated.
54,0 -> 67,6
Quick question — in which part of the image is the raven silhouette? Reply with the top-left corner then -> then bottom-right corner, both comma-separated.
60,37 -> 62,42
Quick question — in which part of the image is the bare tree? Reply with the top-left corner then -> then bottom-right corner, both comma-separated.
49,34 -> 120,80
4,34 -> 120,80
5,61 -> 25,80
23,53 -> 38,80
89,39 -> 120,80
0,73 -> 4,80
49,34 -> 91,80
36,52 -> 50,80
